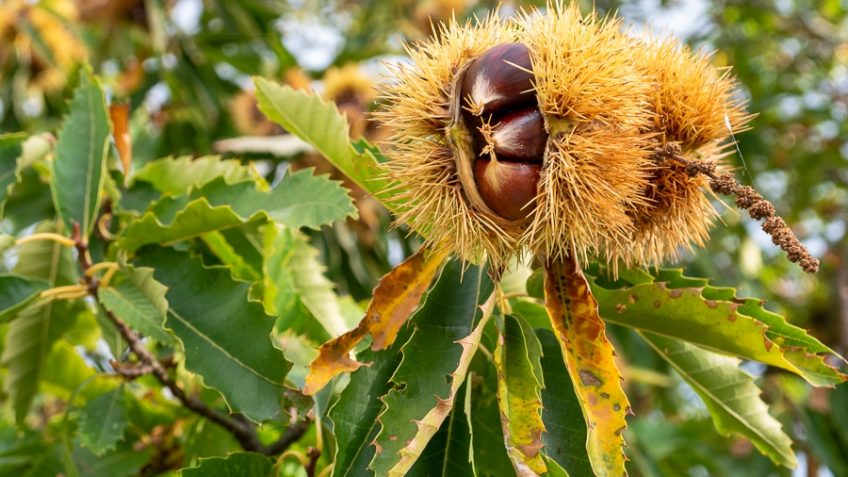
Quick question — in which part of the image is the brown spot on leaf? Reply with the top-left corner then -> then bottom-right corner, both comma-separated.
615,303 -> 626,314
613,403 -> 621,411
705,300 -> 718,309
653,300 -> 662,308
764,336 -> 774,351
579,370 -> 603,387
669,289 -> 684,298
628,294 -> 638,304
600,392 -> 610,399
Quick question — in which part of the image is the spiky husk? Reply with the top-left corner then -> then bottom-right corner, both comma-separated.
607,36 -> 754,266
517,4 -> 654,266
379,2 -> 752,271
378,14 -> 524,271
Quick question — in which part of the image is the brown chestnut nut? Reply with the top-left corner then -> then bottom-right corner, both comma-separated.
488,107 -> 547,163
473,159 -> 541,220
461,43 -> 535,117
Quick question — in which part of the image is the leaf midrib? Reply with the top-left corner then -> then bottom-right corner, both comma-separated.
640,332 -> 790,458
92,390 -> 122,449
167,309 -> 280,387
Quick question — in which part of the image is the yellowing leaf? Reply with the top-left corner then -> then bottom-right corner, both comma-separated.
495,314 -> 547,475
544,257 -> 630,477
303,245 -> 449,395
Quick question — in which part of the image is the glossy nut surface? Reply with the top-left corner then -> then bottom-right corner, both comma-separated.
461,43 -> 535,117
489,107 -> 547,163
473,159 -> 541,220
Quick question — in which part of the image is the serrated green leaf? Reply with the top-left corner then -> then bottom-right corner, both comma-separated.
262,224 -> 346,339
180,452 -> 273,477
330,332 -> 410,477
253,78 -> 393,204
654,269 -> 833,354
78,388 -> 129,456
51,69 -> 110,241
467,367 -> 513,477
118,169 -> 356,252
535,329 -> 592,477
639,331 -> 797,468
495,314 -> 547,475
266,167 -> 358,228
132,155 -> 255,194
97,265 -> 174,344
0,133 -> 26,218
0,275 -> 49,323
588,269 -> 846,386
407,380 -> 475,477
2,222 -> 79,423
137,248 -> 289,422
118,195 -> 258,253
370,259 -> 495,477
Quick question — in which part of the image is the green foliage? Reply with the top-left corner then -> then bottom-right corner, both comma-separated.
132,155 -> 256,195
137,247 -> 290,423
78,387 -> 130,456
98,265 -> 173,344
587,268 -> 846,386
329,337 -> 409,477
0,2 -> 845,476
495,314 -> 547,474
640,332 -> 796,467
0,274 -> 49,323
2,222 -> 82,424
253,78 -> 394,203
119,170 -> 356,252
536,329 -> 592,476
51,69 -> 110,241
180,453 -> 273,476
370,259 -> 493,476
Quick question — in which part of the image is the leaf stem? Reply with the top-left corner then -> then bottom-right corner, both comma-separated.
15,232 -> 76,248
68,222 -> 312,456
85,261 -> 118,276
40,284 -> 89,299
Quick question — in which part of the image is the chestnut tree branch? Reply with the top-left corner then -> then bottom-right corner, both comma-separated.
70,223 -> 312,456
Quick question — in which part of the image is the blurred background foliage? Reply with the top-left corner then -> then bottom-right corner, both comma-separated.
0,0 -> 846,475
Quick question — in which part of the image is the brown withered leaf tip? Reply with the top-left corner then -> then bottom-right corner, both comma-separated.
377,0 -> 812,274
